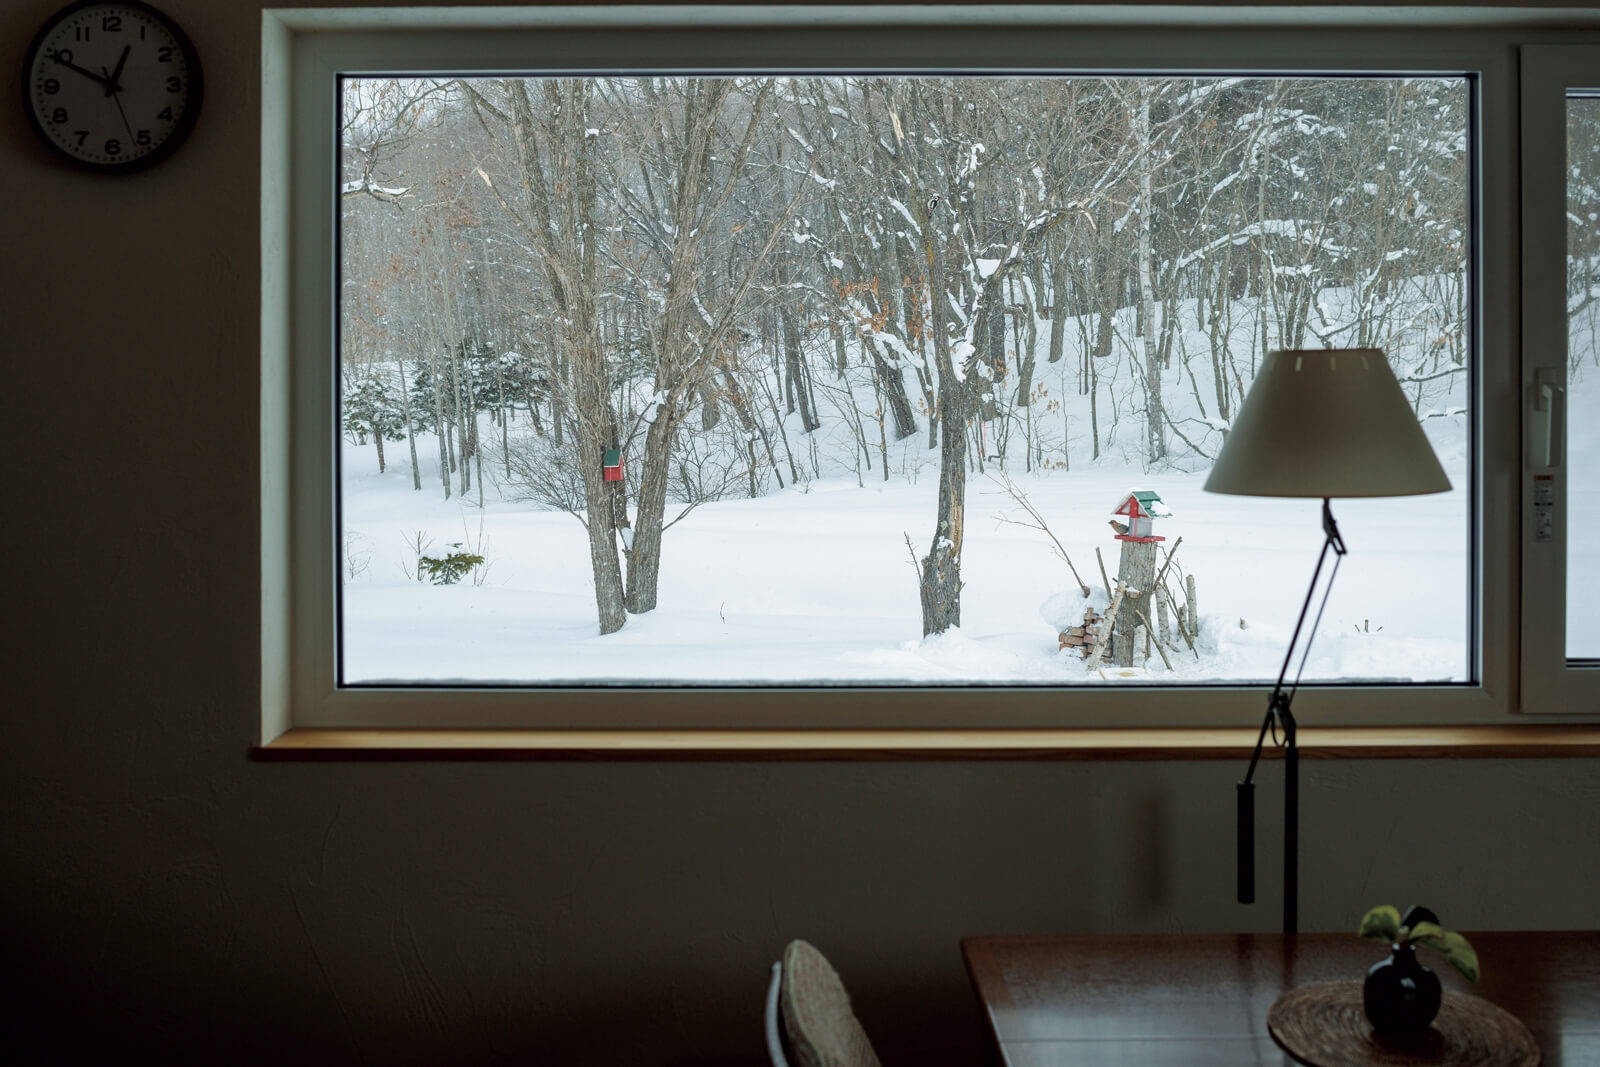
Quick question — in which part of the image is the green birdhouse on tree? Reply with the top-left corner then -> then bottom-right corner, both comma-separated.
603,448 -> 623,482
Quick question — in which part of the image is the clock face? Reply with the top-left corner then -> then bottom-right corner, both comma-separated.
21,1 -> 202,171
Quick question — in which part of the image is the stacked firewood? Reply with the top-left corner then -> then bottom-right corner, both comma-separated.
1057,606 -> 1107,657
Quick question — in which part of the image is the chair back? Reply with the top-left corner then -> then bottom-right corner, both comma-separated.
777,940 -> 882,1067
764,960 -> 791,1067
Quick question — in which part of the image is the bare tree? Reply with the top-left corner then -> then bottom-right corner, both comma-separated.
467,78 -> 628,633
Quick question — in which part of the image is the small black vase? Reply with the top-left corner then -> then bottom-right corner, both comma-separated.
1364,943 -> 1442,1036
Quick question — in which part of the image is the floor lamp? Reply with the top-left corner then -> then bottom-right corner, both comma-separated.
1204,349 -> 1451,934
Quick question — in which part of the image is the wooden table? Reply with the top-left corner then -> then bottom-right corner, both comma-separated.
962,932 -> 1600,1066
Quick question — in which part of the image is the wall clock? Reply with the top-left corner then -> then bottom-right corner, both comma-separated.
21,0 -> 202,172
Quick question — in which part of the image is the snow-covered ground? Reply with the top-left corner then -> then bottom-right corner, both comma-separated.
341,455 -> 1470,685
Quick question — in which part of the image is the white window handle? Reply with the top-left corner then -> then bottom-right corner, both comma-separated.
1533,367 -> 1565,469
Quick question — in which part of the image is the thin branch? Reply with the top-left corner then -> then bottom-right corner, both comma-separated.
987,470 -> 1090,597
904,532 -> 924,579
1151,536 -> 1185,596
1134,607 -> 1176,670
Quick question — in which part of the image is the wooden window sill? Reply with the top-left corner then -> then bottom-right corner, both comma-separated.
254,725 -> 1600,761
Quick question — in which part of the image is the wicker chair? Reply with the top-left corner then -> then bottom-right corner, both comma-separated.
766,940 -> 882,1067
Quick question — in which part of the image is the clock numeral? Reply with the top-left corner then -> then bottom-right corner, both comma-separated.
165,76 -> 182,94
43,78 -> 60,94
54,48 -> 73,65
136,129 -> 151,146
157,46 -> 173,62
51,107 -> 68,124
139,27 -> 145,40
157,106 -> 173,121
74,26 -> 90,41
105,139 -> 121,157
102,15 -> 122,32
73,130 -> 87,147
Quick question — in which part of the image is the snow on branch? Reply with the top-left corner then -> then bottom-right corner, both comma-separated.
887,197 -> 921,232
340,177 -> 414,204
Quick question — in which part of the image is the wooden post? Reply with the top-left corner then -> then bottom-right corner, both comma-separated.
1095,546 -> 1113,602
1156,586 -> 1171,645
1097,582 -> 1127,666
1186,573 -> 1199,640
1112,539 -> 1159,667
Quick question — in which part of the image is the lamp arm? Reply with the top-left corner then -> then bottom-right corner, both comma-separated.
1242,498 -> 1344,791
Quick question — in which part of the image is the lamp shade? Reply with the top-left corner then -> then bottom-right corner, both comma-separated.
1204,349 -> 1451,498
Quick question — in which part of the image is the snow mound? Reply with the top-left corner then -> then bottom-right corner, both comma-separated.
1039,587 -> 1093,632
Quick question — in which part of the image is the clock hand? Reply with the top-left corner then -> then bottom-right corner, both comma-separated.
50,51 -> 114,90
104,45 -> 131,96
99,59 -> 136,143
108,83 -> 136,143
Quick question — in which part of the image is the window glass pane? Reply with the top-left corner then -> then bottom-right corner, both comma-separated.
1570,95 -> 1600,662
337,75 -> 1471,687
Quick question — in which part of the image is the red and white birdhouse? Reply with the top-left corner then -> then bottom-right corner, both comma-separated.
1111,490 -> 1170,542
603,448 -> 624,482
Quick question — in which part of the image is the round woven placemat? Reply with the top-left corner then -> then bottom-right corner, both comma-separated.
1267,981 -> 1539,1066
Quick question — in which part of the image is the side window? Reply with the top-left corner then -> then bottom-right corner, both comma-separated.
1566,93 -> 1599,661
1521,45 -> 1600,712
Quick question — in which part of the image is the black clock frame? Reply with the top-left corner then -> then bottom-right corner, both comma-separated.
20,0 -> 204,173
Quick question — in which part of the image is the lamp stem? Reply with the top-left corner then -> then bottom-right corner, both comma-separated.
1281,694 -> 1297,934
1238,498 -> 1347,934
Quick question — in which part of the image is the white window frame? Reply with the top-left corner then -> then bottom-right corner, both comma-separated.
1520,43 -> 1600,714
261,5 -> 1596,741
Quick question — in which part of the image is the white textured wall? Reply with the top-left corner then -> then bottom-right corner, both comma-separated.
3,3 -> 1597,1063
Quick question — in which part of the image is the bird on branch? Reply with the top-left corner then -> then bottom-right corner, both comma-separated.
925,194 -> 941,219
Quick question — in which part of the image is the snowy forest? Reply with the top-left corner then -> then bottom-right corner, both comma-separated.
335,76 -> 1599,685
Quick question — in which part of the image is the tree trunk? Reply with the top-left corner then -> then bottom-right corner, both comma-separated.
868,344 -> 918,440
1112,538 -> 1160,667
550,337 -> 565,448
871,365 -> 890,481
574,340 -> 627,635
475,78 -> 627,632
471,371 -> 483,509
451,343 -> 471,496
700,383 -> 722,432
920,400 -> 967,634
920,233 -> 970,636
977,301 -> 1005,420
400,358 -> 422,491
626,399 -> 676,614
498,356 -> 510,476
430,350 -> 451,499
1048,238 -> 1069,366
781,301 -> 821,432
1014,277 -> 1038,407
1089,328 -> 1102,461
1135,83 -> 1166,465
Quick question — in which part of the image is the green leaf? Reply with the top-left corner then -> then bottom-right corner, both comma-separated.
1408,922 -> 1480,983
1358,905 -> 1402,942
